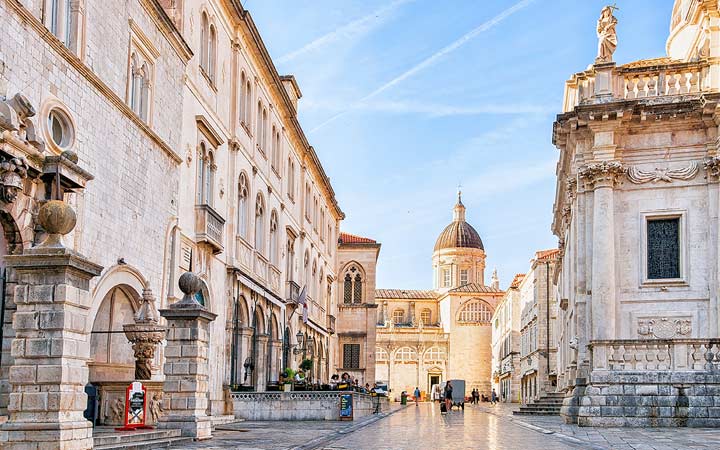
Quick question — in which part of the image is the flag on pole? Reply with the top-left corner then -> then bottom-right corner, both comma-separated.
296,285 -> 309,324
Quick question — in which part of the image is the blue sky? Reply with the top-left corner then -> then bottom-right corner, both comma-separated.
247,0 -> 673,289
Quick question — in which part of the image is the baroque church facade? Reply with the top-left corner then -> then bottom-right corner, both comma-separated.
375,194 -> 503,398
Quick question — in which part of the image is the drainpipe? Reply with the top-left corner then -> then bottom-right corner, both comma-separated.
545,261 -> 551,376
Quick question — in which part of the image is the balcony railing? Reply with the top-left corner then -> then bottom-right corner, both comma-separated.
195,204 -> 225,253
590,339 -> 720,372
286,280 -> 300,303
563,60 -> 712,112
235,237 -> 252,270
253,252 -> 268,281
269,265 -> 280,294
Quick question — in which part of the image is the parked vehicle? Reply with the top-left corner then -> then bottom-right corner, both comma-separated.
440,379 -> 466,410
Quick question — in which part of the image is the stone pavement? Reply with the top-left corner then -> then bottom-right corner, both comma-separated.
483,402 -> 720,450
162,402 -> 720,449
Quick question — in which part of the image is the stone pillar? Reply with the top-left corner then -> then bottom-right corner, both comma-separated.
159,272 -> 216,440
579,161 -> 625,341
0,200 -> 103,449
255,335 -> 269,391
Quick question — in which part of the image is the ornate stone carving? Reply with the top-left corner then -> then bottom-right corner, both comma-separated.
578,161 -> 626,189
596,5 -> 618,63
626,162 -> 699,184
149,392 -> 165,424
0,93 -> 44,150
123,287 -> 167,380
566,177 -> 577,200
703,156 -> 720,178
0,156 -> 28,203
637,318 -> 692,339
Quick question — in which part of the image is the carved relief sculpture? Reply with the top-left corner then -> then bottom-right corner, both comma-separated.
637,318 -> 692,339
626,161 -> 699,184
596,5 -> 618,63
704,156 -> 720,178
149,393 -> 165,424
0,156 -> 28,203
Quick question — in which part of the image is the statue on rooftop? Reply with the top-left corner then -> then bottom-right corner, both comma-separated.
596,5 -> 618,63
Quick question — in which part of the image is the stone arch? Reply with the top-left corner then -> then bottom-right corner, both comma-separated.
0,210 -> 23,257
340,261 -> 366,304
87,264 -> 147,335
456,298 -> 494,324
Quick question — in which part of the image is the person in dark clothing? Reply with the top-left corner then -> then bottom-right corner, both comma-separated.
444,381 -> 453,412
491,388 -> 498,405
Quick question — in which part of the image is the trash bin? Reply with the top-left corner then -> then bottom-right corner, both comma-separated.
400,391 -> 407,405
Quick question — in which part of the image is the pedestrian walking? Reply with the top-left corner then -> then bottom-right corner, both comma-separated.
491,388 -> 498,405
413,387 -> 421,405
444,381 -> 453,412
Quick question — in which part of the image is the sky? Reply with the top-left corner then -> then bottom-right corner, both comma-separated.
246,0 -> 674,290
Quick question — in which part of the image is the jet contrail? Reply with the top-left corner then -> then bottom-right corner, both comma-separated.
309,0 -> 537,133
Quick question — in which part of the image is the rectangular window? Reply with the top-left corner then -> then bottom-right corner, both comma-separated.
647,217 -> 681,279
343,344 -> 360,369
443,269 -> 451,287
460,269 -> 469,285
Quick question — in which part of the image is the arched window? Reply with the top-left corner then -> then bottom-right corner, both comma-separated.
376,347 -> 388,362
245,80 -> 252,126
261,109 -> 268,155
200,13 -> 209,72
239,72 -> 246,125
286,237 -> 295,281
256,102 -> 263,148
208,24 -> 217,82
393,309 -> 405,325
421,308 -> 432,326
271,126 -> 278,171
353,274 -> 362,304
458,299 -> 493,324
304,250 -> 310,293
269,210 -> 278,266
311,260 -> 317,299
395,347 -> 417,362
343,273 -> 352,304
424,347 -> 446,363
238,173 -> 249,239
287,158 -> 295,200
254,193 -> 265,252
341,265 -> 363,304
139,63 -> 150,121
196,143 -> 214,205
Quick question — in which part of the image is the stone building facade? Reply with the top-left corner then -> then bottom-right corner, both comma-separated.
491,274 -> 524,403
375,194 -> 503,399
518,249 -> 558,404
335,232 -> 381,386
553,0 -> 720,426
0,0 -> 354,445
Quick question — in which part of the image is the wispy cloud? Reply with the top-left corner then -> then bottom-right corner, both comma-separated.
276,0 -> 416,64
302,98 -> 554,117
309,0 -> 537,133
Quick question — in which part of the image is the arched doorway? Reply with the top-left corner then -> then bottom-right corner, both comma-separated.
89,285 -> 138,425
229,296 -> 248,388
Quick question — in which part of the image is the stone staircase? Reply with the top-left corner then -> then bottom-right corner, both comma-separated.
93,428 -> 192,450
513,392 -> 564,416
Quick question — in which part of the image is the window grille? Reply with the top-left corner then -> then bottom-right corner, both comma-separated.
647,218 -> 680,279
343,344 -> 360,369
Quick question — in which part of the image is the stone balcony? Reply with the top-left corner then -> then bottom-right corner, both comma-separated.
590,338 -> 720,372
253,251 -> 268,282
195,204 -> 225,254
286,280 -> 300,303
563,59 -> 714,113
327,314 -> 336,335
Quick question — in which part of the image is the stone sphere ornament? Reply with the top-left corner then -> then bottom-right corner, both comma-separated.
176,271 -> 205,308
37,200 -> 77,247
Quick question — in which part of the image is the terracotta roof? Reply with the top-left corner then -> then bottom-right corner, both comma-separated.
449,283 -> 503,294
536,249 -> 560,260
510,274 -> 525,289
338,232 -> 376,245
375,289 -> 438,300
619,57 -> 677,69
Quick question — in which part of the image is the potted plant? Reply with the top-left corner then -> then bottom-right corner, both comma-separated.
300,359 -> 313,372
283,367 -> 295,392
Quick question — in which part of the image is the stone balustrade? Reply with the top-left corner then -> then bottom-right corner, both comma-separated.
195,204 -> 225,254
563,60 -> 712,112
253,251 -> 268,281
590,339 -> 720,372
229,391 -> 387,421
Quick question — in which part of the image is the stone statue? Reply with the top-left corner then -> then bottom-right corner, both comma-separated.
0,156 -> 28,203
149,393 -> 164,424
596,5 -> 618,63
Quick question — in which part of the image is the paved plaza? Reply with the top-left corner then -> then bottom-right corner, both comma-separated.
160,403 -> 720,450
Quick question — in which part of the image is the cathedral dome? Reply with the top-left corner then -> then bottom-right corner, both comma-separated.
433,193 -> 484,252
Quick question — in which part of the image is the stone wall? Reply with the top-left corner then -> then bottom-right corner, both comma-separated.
230,391 -> 388,421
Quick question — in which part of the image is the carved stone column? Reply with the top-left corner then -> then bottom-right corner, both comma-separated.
0,201 -> 102,449
158,272 -> 216,440
579,161 -> 626,341
123,288 -> 166,380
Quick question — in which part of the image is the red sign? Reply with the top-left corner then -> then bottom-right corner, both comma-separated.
116,382 -> 151,431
